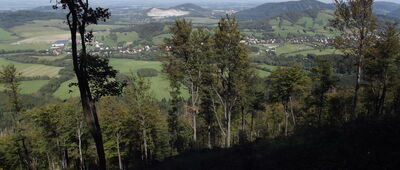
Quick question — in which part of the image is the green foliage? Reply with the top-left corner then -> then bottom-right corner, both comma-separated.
137,68 -> 159,77
266,65 -> 311,103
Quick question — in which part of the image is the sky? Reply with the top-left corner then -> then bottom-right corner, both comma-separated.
1,0 -> 399,9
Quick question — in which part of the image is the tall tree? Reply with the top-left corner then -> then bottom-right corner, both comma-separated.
306,58 -> 337,126
99,97 -> 129,170
213,15 -> 251,147
364,22 -> 400,115
53,1 -> 124,169
332,0 -> 377,116
163,20 -> 213,145
266,65 -> 311,136
0,64 -> 33,169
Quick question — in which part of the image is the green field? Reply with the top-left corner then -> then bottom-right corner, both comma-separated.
152,34 -> 171,45
0,28 -> 18,42
0,58 -> 62,77
0,80 -> 49,94
96,31 -> 140,47
109,59 -> 163,74
276,44 -> 312,55
53,79 -> 80,100
54,59 -> 176,100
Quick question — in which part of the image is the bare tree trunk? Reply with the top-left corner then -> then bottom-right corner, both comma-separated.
193,113 -> 197,143
207,125 -> 212,149
142,119 -> 148,161
47,152 -> 52,170
284,104 -> 288,137
352,53 -> 363,118
116,133 -> 123,170
77,122 -> 84,170
226,111 -> 231,148
289,97 -> 296,127
378,73 -> 388,115
250,112 -> 254,141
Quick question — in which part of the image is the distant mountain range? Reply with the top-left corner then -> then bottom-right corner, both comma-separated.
235,0 -> 334,20
374,1 -> 400,15
234,0 -> 400,20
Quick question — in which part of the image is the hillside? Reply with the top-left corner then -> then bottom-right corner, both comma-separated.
0,10 -> 63,29
150,117 -> 400,170
373,1 -> 400,15
388,7 -> 400,18
236,0 -> 333,20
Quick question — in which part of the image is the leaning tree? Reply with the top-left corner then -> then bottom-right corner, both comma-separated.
53,0 -> 125,169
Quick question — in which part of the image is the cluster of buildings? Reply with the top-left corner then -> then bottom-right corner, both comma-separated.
47,40 -> 154,56
118,45 -> 152,54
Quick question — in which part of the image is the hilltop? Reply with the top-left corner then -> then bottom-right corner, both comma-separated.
235,0 -> 334,20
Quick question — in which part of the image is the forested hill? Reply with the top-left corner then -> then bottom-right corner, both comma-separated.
0,10 -> 63,29
235,0 -> 334,20
373,1 -> 400,15
388,8 -> 400,18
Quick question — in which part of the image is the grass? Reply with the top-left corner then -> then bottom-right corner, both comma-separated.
0,80 -> 49,94
53,79 -> 80,100
109,59 -> 175,100
33,55 -> 66,61
0,58 -> 62,77
109,59 -> 163,74
54,59 -> 177,100
96,31 -> 139,47
11,20 -> 67,38
0,28 -> 18,42
275,44 -> 313,55
0,43 -> 50,51
152,34 -> 171,45
287,48 -> 341,56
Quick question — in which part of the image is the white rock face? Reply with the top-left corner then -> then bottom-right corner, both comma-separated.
147,8 -> 190,18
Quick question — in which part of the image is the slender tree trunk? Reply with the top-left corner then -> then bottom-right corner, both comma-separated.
352,53 -> 363,118
250,112 -> 254,141
289,97 -> 296,127
193,112 -> 197,143
378,74 -> 388,115
142,119 -> 148,161
116,133 -> 123,170
47,152 -> 52,170
284,104 -> 288,137
226,111 -> 231,148
207,125 -> 212,149
77,122 -> 84,170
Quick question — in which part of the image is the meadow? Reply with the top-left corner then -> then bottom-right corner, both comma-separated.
0,58 -> 62,77
53,59 -> 176,100
0,80 -> 49,94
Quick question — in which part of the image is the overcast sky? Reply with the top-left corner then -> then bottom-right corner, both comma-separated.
1,0 -> 399,9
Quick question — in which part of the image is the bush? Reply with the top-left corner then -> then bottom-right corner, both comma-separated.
137,68 -> 159,77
